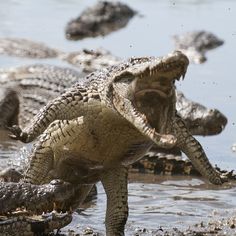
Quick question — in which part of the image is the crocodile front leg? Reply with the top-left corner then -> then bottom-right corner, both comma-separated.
101,166 -> 128,236
173,115 -> 225,185
24,141 -> 54,184
9,87 -> 87,143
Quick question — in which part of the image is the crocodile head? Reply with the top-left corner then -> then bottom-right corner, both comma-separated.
111,51 -> 189,148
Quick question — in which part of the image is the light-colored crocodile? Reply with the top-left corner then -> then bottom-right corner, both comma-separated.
0,60 -> 229,234
173,30 -> 224,64
0,37 -> 120,73
2,51 -> 227,235
0,38 -> 60,59
65,1 -> 137,40
0,64 -> 227,135
61,48 -> 120,73
176,90 -> 227,135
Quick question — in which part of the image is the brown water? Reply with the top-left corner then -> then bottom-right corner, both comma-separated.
0,0 -> 236,235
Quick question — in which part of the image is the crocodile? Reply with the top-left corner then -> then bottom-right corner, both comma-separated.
0,37 -> 120,73
0,64 -> 227,135
62,48 -> 120,73
65,1 -> 137,40
0,179 -> 75,236
0,38 -> 60,59
130,151 -> 236,179
0,211 -> 72,236
0,61 -> 228,234
0,51 -> 228,235
173,30 -> 224,64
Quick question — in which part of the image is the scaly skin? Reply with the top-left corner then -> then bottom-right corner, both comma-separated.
0,64 -> 227,135
131,151 -> 235,179
0,180 -> 74,235
0,180 -> 77,214
0,89 -> 19,128
1,51 -> 227,235
176,91 -> 227,136
0,37 -> 120,73
0,38 -> 60,59
0,211 -> 72,236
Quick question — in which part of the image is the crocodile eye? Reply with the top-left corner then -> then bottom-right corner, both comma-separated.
119,76 -> 134,84
114,71 -> 135,84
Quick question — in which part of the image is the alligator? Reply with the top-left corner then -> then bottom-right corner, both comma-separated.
65,1 -> 137,40
0,64 -> 227,135
173,30 -> 224,64
0,51 -> 228,235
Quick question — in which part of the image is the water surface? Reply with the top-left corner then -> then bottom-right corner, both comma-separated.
0,0 -> 236,234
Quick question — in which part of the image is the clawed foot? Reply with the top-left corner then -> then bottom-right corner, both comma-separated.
159,134 -> 177,149
7,125 -> 28,142
210,171 -> 229,185
220,174 -> 229,183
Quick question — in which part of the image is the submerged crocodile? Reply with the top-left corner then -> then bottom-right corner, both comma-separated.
173,30 -> 224,64
0,51 -> 228,235
0,31 -> 224,70
131,151 -> 236,179
0,38 -> 61,59
0,37 -> 120,73
65,1 -> 137,40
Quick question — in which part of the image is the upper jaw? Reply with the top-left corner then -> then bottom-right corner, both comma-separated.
111,51 -> 189,149
131,51 -> 189,99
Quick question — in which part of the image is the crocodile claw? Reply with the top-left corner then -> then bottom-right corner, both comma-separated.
159,134 -> 177,149
220,175 -> 229,183
7,125 -> 28,142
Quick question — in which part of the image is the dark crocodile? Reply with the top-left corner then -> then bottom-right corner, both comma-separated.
0,51 -> 228,235
0,88 -> 19,128
0,64 -> 227,135
65,1 -> 137,40
173,30 -> 224,64
0,211 -> 72,236
0,179 -> 75,236
131,151 -> 236,180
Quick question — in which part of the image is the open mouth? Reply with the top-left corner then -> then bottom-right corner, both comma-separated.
113,51 -> 189,149
132,51 -> 189,99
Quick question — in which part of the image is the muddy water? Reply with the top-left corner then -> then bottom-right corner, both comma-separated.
0,0 -> 236,235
